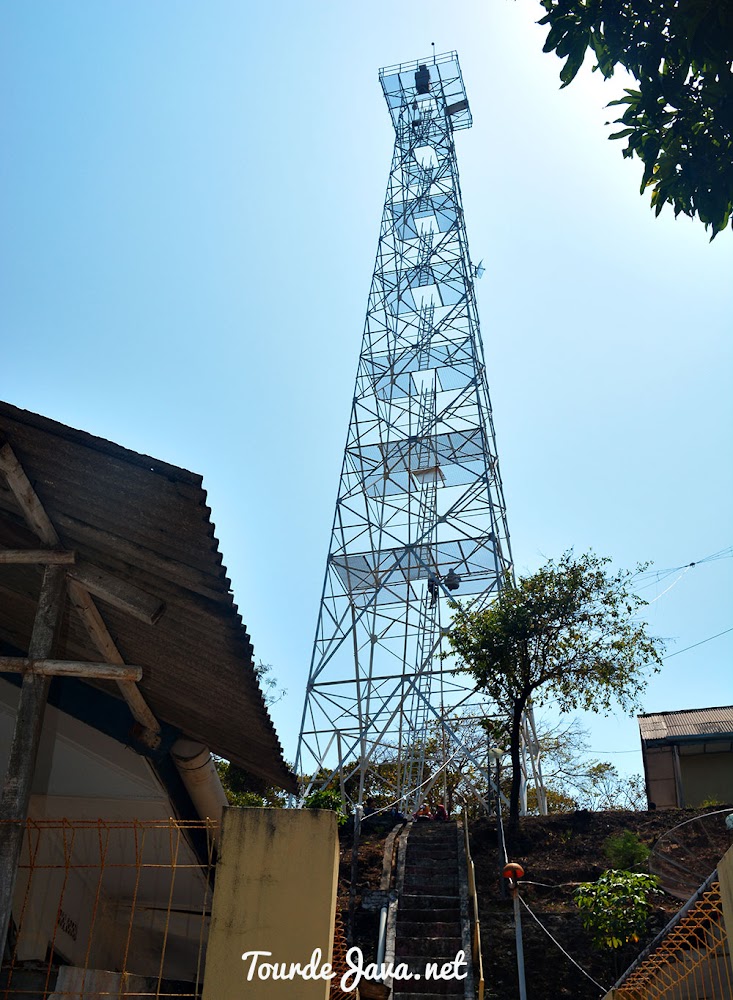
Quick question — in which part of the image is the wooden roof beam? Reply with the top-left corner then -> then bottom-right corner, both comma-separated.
0,656 -> 142,681
0,549 -> 75,565
67,578 -> 162,741
0,443 -> 59,546
0,442 -> 163,625
69,562 -> 164,626
0,442 -> 163,744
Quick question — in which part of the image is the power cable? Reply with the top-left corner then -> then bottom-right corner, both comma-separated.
662,626 -> 733,660
644,566 -> 692,605
517,893 -> 608,996
633,545 -> 733,592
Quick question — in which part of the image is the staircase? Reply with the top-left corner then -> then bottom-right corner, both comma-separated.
391,821 -> 473,999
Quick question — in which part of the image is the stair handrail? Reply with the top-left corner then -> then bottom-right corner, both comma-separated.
462,812 -> 485,1000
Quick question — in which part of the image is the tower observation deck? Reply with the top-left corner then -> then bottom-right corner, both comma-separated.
296,52 -> 544,814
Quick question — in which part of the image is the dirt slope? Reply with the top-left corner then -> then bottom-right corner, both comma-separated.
470,808 -> 731,999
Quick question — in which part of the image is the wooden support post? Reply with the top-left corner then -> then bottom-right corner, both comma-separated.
0,563 -> 66,953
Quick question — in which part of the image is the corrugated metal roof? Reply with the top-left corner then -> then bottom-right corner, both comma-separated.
638,706 -> 733,744
0,400 -> 295,792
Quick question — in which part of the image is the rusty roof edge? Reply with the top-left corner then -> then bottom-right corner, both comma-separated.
641,734 -> 733,748
226,624 -> 294,778
1,400 -> 233,600
0,400 -> 203,487
638,705 -> 733,719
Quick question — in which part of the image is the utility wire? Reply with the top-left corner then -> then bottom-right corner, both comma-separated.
497,793 -> 508,866
518,893 -> 608,996
662,626 -> 733,660
633,545 -> 733,592
637,545 -> 732,577
644,566 -> 691,605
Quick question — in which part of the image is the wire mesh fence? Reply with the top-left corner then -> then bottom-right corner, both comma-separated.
613,881 -> 732,1000
1,819 -> 217,999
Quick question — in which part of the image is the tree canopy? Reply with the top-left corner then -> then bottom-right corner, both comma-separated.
447,551 -> 664,825
538,0 -> 733,237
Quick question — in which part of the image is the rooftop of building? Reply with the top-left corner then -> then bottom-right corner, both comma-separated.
638,705 -> 733,745
0,399 -> 295,792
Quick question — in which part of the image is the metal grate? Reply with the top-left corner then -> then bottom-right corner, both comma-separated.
1,819 -> 216,999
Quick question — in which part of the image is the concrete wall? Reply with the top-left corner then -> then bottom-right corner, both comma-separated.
202,807 -> 340,1000
642,746 -> 677,808
680,752 -> 733,807
643,743 -> 733,809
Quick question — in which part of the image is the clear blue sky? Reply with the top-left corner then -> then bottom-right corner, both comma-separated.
2,1 -> 731,782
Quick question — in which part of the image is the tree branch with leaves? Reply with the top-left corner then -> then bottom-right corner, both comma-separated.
537,0 -> 733,237
447,551 -> 664,827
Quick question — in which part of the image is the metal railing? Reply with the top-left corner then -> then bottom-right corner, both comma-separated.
462,812 -> 484,1000
1,818 -> 217,999
611,877 -> 731,1000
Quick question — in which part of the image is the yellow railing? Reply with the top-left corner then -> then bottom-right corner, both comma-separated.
611,880 -> 731,1000
462,812 -> 485,1000
1,818 -> 217,999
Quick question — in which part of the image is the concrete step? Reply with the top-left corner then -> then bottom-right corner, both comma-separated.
395,936 -> 463,957
406,856 -> 457,867
405,865 -> 457,876
391,970 -> 466,996
394,994 -> 463,1000
408,827 -> 456,838
403,876 -> 458,892
407,837 -> 458,854
408,825 -> 457,839
396,920 -> 461,937
403,866 -> 458,878
405,847 -> 458,868
398,908 -> 460,923
400,893 -> 459,910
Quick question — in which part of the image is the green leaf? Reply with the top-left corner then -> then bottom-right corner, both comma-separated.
560,42 -> 588,87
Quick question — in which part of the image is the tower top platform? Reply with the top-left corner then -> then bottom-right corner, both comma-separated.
379,50 -> 472,132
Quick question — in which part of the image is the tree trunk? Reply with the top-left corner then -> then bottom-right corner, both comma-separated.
508,702 -> 524,833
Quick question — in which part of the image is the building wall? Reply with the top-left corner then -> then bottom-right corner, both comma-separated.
680,751 -> 733,807
642,740 -> 733,809
643,745 -> 678,808
203,807 -> 340,1000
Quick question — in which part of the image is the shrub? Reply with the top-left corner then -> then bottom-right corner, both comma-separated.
575,870 -> 660,950
303,788 -> 349,825
603,830 -> 650,871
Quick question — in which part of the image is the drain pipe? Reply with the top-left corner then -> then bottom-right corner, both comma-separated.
171,738 -> 229,841
376,904 -> 388,967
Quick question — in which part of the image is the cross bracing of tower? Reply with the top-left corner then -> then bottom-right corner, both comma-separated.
296,51 -> 546,816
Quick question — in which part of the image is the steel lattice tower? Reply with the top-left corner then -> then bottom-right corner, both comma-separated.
296,52 -> 542,814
